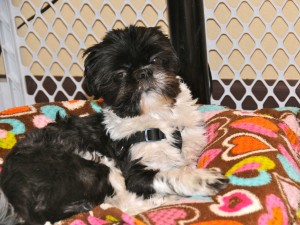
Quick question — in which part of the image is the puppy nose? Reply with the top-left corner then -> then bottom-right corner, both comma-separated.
135,68 -> 153,80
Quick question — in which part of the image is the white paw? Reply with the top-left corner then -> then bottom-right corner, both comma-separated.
190,168 -> 229,196
154,167 -> 229,196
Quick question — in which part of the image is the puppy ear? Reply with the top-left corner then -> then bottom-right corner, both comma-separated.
147,26 -> 181,74
82,43 -> 104,99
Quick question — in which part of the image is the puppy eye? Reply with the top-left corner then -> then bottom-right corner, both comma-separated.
150,57 -> 159,64
113,71 -> 127,83
117,71 -> 127,78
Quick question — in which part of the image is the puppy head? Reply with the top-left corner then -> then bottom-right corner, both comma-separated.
84,26 -> 181,118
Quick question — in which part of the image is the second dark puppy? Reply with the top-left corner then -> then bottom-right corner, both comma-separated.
0,26 -> 228,225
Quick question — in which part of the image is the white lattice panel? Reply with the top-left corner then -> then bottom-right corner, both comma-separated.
205,0 -> 300,109
8,0 -> 169,105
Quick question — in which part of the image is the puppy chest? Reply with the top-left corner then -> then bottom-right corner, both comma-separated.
129,141 -> 185,170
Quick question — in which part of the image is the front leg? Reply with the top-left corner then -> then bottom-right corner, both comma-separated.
124,162 -> 159,198
124,161 -> 228,197
153,167 -> 229,196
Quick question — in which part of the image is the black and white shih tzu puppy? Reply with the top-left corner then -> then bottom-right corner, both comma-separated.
0,26 -> 228,225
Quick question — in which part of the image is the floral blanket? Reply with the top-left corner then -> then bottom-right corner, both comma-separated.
0,100 -> 300,225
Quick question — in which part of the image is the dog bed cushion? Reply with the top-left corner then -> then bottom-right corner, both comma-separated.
0,100 -> 299,225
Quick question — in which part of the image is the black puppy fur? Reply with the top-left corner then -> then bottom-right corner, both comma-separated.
0,26 -> 228,225
1,114 -> 114,224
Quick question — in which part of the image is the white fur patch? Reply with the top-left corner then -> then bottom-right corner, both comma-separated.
153,167 -> 226,196
100,156 -> 126,194
77,151 -> 103,163
0,189 -> 19,225
103,82 -> 206,169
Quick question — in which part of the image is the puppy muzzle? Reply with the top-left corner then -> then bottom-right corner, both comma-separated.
134,68 -> 153,80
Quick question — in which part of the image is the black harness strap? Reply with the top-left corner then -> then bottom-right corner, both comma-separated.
171,129 -> 182,150
115,128 -> 183,158
124,128 -> 182,150
131,128 -> 166,142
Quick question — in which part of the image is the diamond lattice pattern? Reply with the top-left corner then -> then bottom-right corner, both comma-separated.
205,0 -> 300,109
11,0 -> 168,104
